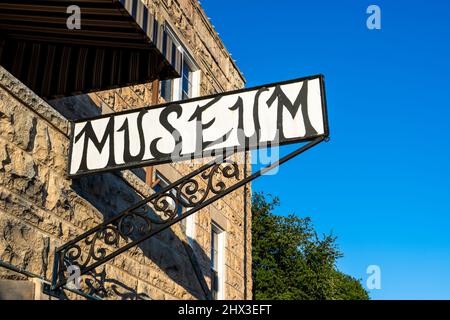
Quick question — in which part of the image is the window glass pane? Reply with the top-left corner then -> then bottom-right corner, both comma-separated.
210,228 -> 215,269
153,183 -> 162,194
182,59 -> 193,99
183,59 -> 191,78
162,29 -> 167,57
160,80 -> 172,102
171,43 -> 177,66
211,269 -> 219,300
211,227 -> 220,270
213,231 -> 219,268
163,27 -> 198,102
210,225 -> 221,300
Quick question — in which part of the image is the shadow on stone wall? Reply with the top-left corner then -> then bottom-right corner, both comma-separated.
83,267 -> 150,300
72,173 -> 212,300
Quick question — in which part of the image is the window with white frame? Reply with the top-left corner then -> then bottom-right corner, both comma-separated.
153,171 -> 195,244
211,222 -> 225,300
160,26 -> 200,102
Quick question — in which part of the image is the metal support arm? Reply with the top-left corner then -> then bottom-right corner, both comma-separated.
51,136 -> 326,290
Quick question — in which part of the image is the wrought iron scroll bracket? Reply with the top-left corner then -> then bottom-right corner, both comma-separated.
51,136 -> 326,292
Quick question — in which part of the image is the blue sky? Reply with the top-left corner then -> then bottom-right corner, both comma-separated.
201,0 -> 450,299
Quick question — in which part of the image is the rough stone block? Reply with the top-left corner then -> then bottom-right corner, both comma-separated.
0,279 -> 35,300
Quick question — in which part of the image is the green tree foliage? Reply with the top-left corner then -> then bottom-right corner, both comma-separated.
252,192 -> 369,300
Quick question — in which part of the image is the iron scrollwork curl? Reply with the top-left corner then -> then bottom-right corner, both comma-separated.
54,157 -> 240,289
177,160 -> 239,207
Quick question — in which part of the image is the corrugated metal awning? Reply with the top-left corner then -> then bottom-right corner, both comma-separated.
0,0 -> 182,99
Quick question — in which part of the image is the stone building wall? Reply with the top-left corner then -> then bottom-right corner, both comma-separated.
0,0 -> 251,300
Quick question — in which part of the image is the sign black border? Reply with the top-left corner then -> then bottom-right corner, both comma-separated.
67,74 -> 329,178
